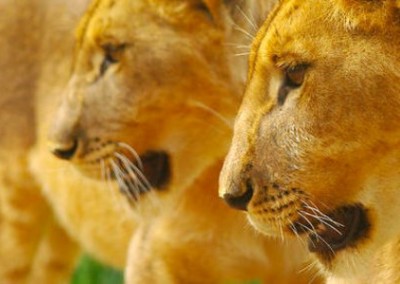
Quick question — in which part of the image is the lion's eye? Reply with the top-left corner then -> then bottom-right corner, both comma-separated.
277,64 -> 308,106
99,44 -> 126,76
99,52 -> 117,76
286,65 -> 307,87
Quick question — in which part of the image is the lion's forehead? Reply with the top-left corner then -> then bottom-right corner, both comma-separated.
255,1 -> 343,62
75,0 -> 209,49
255,0 -> 399,64
75,0 -> 136,46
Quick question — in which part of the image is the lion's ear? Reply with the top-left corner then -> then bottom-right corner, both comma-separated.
334,0 -> 399,30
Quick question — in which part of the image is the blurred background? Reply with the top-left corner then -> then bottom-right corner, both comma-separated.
72,256 -> 123,284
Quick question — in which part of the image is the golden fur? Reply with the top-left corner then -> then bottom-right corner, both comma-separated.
30,0 -> 322,282
0,0 -> 321,282
220,0 -> 400,283
0,1 -> 85,283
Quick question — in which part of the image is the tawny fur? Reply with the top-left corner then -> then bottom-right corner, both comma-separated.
0,0 -> 320,283
220,0 -> 400,283
0,1 -> 87,283
30,0 -> 322,283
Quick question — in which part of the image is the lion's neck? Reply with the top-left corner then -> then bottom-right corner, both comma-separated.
372,237 -> 400,283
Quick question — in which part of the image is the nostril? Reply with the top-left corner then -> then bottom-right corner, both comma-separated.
50,139 -> 78,160
223,179 -> 254,211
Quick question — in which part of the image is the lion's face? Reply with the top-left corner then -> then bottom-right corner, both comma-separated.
220,0 -> 400,278
48,0 -> 241,202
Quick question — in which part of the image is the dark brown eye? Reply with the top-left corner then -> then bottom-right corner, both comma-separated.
277,64 -> 308,106
99,52 -> 117,76
99,44 -> 126,76
286,64 -> 307,87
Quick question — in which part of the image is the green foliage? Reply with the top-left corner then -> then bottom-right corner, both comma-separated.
71,255 -> 123,284
71,255 -> 262,284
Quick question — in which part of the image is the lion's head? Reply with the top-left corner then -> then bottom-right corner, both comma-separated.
47,0 -> 253,204
220,0 -> 400,279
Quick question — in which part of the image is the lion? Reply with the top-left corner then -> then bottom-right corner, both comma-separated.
0,0 -> 87,283
29,0 -> 323,283
220,0 -> 400,283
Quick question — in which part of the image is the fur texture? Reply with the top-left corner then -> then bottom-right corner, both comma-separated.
31,0 -> 322,283
220,0 -> 400,283
0,1 -> 87,283
0,0 -> 320,282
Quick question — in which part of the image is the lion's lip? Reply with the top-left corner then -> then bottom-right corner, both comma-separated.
293,204 -> 370,258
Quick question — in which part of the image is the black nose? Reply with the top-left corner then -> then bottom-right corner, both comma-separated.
223,180 -> 254,211
50,139 -> 78,160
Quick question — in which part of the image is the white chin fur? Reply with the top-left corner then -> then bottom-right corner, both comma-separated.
247,215 -> 282,237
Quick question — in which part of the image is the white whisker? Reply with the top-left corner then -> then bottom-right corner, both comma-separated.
234,52 -> 251,57
308,266 -> 322,284
236,4 -> 258,32
314,235 -> 335,255
233,24 -> 255,40
308,200 -> 334,214
297,211 -> 317,234
114,152 -> 152,192
111,160 -> 137,205
189,99 -> 233,129
118,163 -> 142,202
295,222 -> 317,249
298,259 -> 316,275
300,211 -> 343,236
302,201 -> 344,227
297,220 -> 335,256
130,164 -> 153,192
245,5 -> 258,31
114,152 -> 148,196
116,142 -> 144,171
296,211 -> 336,254
288,219 -> 307,249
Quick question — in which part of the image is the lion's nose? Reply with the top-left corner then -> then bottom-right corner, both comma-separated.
48,96 -> 81,161
222,179 -> 254,211
49,139 -> 78,160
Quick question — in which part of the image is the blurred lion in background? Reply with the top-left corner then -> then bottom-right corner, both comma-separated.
0,0 -> 87,283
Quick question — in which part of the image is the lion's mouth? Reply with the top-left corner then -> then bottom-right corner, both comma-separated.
112,150 -> 171,199
139,151 -> 171,189
293,204 -> 370,260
